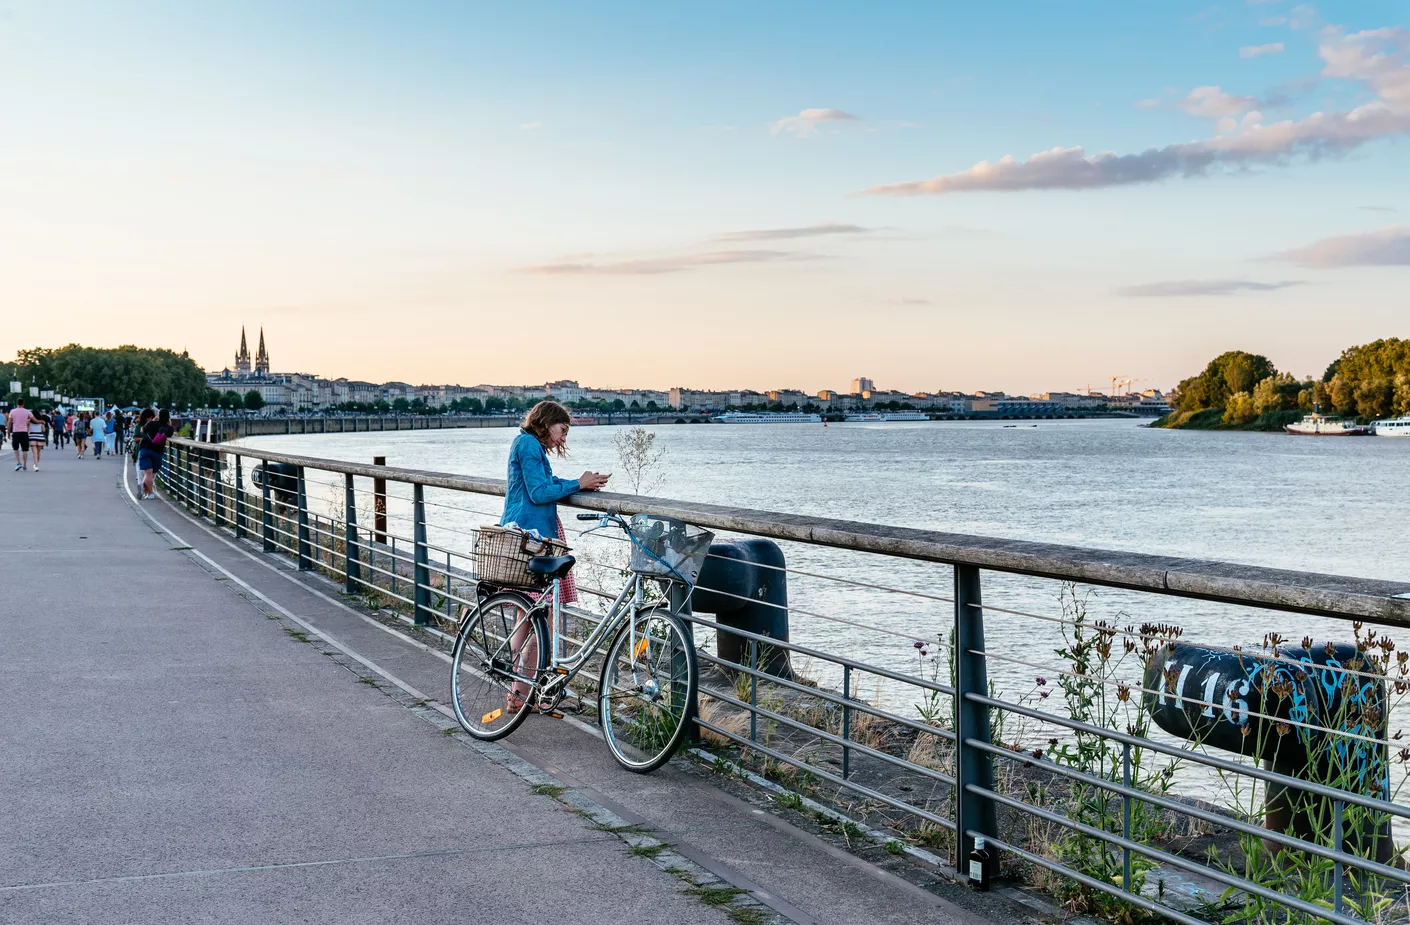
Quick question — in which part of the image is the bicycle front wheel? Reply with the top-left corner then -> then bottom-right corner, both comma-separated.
598,606 -> 698,773
451,591 -> 546,740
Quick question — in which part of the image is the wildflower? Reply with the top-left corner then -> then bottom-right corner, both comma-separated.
913,640 -> 924,649
1036,676 -> 1048,686
1039,690 -> 1050,699
1399,747 -> 1410,764
1048,737 -> 1059,747
1275,722 -> 1291,736
1240,724 -> 1251,738
1031,749 -> 1044,760
1116,683 -> 1131,703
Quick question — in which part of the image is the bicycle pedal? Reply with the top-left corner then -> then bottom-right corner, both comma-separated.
553,667 -> 570,675
548,711 -> 564,719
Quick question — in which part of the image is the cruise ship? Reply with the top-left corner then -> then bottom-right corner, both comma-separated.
714,412 -> 823,424
844,412 -> 883,423
881,411 -> 929,422
1372,416 -> 1410,437
1285,413 -> 1370,436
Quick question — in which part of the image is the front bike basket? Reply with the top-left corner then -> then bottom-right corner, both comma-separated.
626,515 -> 714,585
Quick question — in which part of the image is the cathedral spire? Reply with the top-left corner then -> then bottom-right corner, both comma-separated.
235,326 -> 251,374
255,327 -> 270,376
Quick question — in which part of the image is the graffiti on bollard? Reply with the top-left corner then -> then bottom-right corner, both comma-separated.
1143,640 -> 1391,862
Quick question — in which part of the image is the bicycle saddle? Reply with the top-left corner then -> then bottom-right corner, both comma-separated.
527,555 -> 576,580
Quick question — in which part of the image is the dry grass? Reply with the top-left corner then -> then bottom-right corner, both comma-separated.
698,696 -> 750,747
905,731 -> 949,771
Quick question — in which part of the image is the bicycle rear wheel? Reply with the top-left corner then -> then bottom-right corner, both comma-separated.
451,590 -> 546,740
598,606 -> 697,773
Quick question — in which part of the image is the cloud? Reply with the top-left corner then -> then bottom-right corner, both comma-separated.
517,249 -> 813,275
1358,205 -> 1398,212
771,108 -> 859,136
714,222 -> 871,242
519,121 -> 544,131
1275,226 -> 1410,267
1241,42 -> 1286,57
1116,279 -> 1305,297
862,25 -> 1410,197
876,297 -> 933,305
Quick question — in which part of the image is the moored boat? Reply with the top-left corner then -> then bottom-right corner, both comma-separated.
1372,416 -> 1410,437
844,412 -> 883,423
880,411 -> 929,422
1285,413 -> 1370,436
714,412 -> 823,424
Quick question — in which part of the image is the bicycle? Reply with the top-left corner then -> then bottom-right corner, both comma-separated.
450,511 -> 712,773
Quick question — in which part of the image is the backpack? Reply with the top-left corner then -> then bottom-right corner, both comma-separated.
150,429 -> 168,449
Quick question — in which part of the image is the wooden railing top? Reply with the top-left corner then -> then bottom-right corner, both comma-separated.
173,437 -> 1410,625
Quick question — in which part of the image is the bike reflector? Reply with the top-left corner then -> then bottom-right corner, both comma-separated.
482,708 -> 503,723
633,638 -> 649,661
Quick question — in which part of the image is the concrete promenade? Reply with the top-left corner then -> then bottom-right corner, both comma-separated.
1,452 -> 1005,925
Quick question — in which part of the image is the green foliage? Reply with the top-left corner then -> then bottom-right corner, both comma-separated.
244,389 -> 266,410
1173,339 -> 1410,424
7,344 -> 207,409
1175,351 -> 1277,413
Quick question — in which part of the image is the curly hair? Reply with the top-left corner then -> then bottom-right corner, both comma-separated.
521,400 -> 572,457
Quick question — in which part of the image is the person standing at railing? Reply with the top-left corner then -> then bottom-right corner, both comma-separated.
137,409 -> 172,500
499,400 -> 609,709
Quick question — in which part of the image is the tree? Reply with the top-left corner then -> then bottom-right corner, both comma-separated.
223,390 -> 243,409
244,389 -> 265,411
1223,391 -> 1256,425
1251,376 -> 1284,416
645,400 -> 658,411
611,398 -> 626,412
485,396 -> 506,413
392,397 -> 410,413
206,388 -> 222,409
1175,350 -> 1278,412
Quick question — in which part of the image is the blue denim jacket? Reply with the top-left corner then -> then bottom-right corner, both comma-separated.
500,430 -> 579,539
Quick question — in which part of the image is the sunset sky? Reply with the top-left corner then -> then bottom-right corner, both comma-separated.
1,1 -> 1406,394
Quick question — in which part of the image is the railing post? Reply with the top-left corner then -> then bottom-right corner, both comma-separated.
261,466 -> 274,552
213,451 -> 226,527
954,563 -> 997,878
413,483 -> 430,625
233,455 -> 246,539
296,466 -> 311,570
373,456 -> 387,544
841,664 -> 852,781
344,473 -> 360,593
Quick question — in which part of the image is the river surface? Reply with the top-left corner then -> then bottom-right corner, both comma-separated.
238,419 -> 1410,802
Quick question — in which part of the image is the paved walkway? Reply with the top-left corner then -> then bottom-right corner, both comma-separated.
1,451 -> 1009,925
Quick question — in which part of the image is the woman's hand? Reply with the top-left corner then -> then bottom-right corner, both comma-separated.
578,471 -> 610,491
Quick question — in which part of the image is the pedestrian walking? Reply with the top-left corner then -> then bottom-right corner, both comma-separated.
103,412 -> 116,456
113,412 -> 126,455
137,409 -> 173,499
27,408 -> 48,471
73,413 -> 89,457
65,412 -> 75,449
8,399 -> 32,471
90,413 -> 106,460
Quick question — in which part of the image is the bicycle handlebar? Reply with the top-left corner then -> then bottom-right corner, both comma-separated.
575,513 -> 598,521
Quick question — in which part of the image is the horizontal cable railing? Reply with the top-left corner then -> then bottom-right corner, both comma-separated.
153,437 -> 1410,925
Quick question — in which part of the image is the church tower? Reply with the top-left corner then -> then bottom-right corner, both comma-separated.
255,327 -> 270,376
235,327 -> 252,375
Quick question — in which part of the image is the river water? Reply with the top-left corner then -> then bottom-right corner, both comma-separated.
238,419 -> 1410,802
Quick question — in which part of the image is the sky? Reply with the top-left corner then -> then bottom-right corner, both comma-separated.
1,1 -> 1406,395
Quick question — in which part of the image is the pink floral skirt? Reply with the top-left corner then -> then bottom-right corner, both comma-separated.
532,517 -> 577,605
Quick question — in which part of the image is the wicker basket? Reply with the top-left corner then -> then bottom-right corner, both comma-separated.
474,525 -> 569,589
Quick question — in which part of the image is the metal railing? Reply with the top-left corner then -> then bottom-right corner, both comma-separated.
154,436 -> 1410,925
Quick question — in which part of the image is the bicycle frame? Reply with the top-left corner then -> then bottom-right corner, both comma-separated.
534,569 -> 685,679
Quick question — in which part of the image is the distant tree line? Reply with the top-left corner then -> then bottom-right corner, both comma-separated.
1,344 -> 208,410
1161,338 -> 1410,428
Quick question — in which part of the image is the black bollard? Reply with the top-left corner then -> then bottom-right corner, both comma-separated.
1144,641 -> 1391,863
252,462 -> 300,507
691,539 -> 792,679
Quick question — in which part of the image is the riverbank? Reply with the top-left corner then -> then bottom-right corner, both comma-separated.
1150,408 -> 1304,431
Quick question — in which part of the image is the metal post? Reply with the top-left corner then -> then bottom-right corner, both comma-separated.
344,473 -> 360,593
261,467 -> 274,552
669,583 -> 700,744
954,563 -> 997,876
748,639 -> 758,743
390,537 -> 398,597
842,664 -> 852,781
234,455 -> 245,539
1122,742 -> 1132,892
296,466 -> 311,570
1333,800 -> 1344,914
445,551 -> 453,621
196,449 -> 209,518
373,456 -> 387,544
412,483 -> 430,625
213,451 -> 226,527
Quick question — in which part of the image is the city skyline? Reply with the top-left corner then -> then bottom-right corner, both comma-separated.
1,1 -> 1406,393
